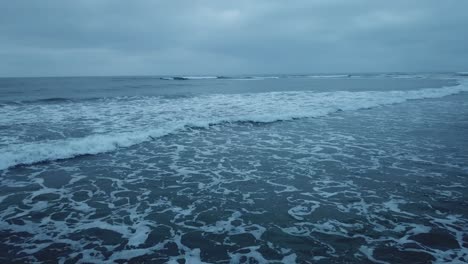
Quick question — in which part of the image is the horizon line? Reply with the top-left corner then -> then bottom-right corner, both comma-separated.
0,70 -> 464,79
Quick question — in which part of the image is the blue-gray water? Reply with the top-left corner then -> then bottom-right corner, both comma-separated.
0,73 -> 467,263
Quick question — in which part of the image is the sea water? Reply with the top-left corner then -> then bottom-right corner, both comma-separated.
0,73 -> 467,263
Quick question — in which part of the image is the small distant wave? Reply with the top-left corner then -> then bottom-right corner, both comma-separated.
157,74 -> 446,81
0,97 -> 74,106
348,73 -> 436,79
455,72 -> 468,77
227,76 -> 282,81
160,75 -> 283,81
307,74 -> 351,78
160,76 -> 219,80
111,76 -> 162,81
35,97 -> 74,103
0,101 -> 23,107
159,74 -> 431,81
248,76 -> 280,79
1,81 -> 467,170
383,73 -> 426,79
0,97 -> 104,106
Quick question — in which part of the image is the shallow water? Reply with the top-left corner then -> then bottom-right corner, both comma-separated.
0,74 -> 467,263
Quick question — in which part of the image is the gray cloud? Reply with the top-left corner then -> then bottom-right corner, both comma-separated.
0,0 -> 467,77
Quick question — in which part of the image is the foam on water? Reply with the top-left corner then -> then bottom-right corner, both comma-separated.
1,81 -> 467,170
0,89 -> 467,262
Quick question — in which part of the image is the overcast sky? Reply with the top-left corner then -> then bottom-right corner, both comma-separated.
0,0 -> 467,77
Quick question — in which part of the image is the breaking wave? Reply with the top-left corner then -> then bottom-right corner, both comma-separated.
1,82 -> 467,170
158,73 -> 442,81
160,75 -> 281,81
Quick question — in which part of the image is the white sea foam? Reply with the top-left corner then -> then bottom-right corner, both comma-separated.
1,82 -> 467,170
288,200 -> 320,220
229,246 -> 269,264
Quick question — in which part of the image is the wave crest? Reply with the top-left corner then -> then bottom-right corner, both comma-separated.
1,82 -> 467,170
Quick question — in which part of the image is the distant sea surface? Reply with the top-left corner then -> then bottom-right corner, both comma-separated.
0,73 -> 467,263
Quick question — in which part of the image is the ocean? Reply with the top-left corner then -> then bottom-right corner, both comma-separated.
0,73 -> 467,263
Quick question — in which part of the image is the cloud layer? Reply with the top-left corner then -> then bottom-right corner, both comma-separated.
1,0 -> 467,76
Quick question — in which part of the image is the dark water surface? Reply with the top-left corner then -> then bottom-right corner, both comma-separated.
0,74 -> 467,263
